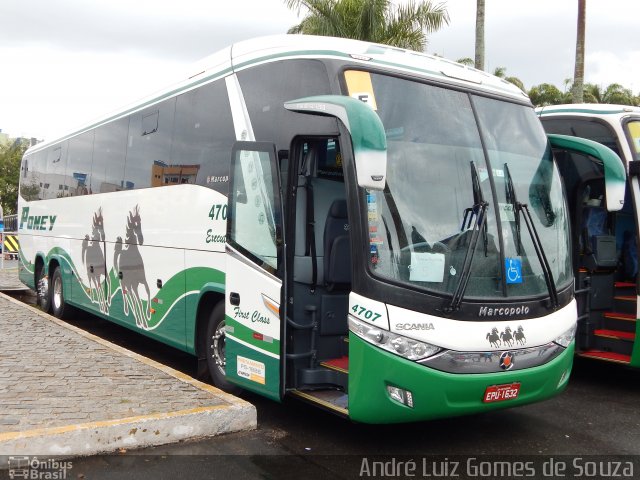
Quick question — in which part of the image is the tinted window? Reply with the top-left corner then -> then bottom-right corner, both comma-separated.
46,144 -> 69,199
229,144 -> 280,272
171,80 -> 235,194
124,99 -> 176,190
92,117 -> 128,194
237,60 -> 335,151
67,131 -> 94,196
21,151 -> 45,201
541,118 -> 621,156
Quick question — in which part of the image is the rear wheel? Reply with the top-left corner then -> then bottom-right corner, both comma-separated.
51,267 -> 75,319
35,264 -> 51,313
206,302 -> 240,393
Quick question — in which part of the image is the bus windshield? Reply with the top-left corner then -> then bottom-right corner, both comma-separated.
350,71 -> 572,301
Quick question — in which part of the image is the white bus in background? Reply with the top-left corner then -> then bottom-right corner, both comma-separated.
538,104 -> 640,367
17,35 -> 613,423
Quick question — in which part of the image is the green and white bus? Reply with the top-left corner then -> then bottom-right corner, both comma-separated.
18,35 -> 607,423
538,104 -> 640,367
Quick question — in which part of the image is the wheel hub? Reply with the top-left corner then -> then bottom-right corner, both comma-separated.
211,320 -> 227,376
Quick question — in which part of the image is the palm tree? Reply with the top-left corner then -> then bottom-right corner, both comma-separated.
571,0 -> 586,103
582,83 -> 602,103
475,0 -> 485,71
528,84 -> 567,107
493,66 -> 506,78
284,0 -> 450,51
456,57 -> 475,67
493,66 -> 525,92
602,83 -> 634,105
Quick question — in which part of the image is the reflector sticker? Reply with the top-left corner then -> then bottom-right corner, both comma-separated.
237,355 -> 266,385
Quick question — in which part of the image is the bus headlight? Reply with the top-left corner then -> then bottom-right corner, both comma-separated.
553,323 -> 577,348
349,316 -> 441,361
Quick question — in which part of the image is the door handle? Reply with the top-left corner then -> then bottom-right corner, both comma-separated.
230,292 -> 241,306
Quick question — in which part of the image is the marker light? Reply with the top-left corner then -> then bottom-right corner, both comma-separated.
349,316 -> 441,361
387,385 -> 414,408
553,323 -> 577,348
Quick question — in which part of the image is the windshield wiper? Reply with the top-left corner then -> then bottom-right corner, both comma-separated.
504,164 -> 522,255
504,163 -> 559,310
446,162 -> 488,314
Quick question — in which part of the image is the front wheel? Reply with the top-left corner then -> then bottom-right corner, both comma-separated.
206,302 -> 240,393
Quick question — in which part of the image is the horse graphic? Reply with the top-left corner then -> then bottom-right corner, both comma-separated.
113,205 -> 151,329
81,208 -> 110,313
486,327 -> 501,348
514,325 -> 527,346
500,326 -> 515,347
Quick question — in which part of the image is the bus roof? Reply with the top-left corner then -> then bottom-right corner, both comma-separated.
26,34 -> 528,156
536,103 -> 640,117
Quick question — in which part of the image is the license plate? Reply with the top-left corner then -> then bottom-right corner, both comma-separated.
483,383 -> 521,403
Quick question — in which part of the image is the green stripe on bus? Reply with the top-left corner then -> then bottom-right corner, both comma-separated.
225,315 -> 280,356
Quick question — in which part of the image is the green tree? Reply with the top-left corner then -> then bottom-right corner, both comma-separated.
528,83 -> 568,107
602,83 -> 634,105
456,57 -> 474,66
0,141 -> 26,215
505,76 -> 525,92
284,0 -> 450,51
571,0 -> 586,103
475,0 -> 485,71
582,83 -> 602,103
492,66 -> 525,92
493,66 -> 506,78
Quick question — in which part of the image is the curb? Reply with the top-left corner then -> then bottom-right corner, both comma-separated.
0,292 -> 257,460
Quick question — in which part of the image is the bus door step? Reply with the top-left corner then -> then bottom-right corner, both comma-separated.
577,350 -> 631,364
290,389 -> 348,416
593,329 -> 635,341
603,312 -> 636,322
320,356 -> 349,374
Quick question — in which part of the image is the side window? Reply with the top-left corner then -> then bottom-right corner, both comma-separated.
171,79 -> 235,194
92,117 -> 128,193
228,142 -> 281,272
125,98 -> 176,190
67,131 -> 95,196
21,152 -> 45,201
237,59 -> 335,152
47,144 -> 69,199
541,118 -> 621,156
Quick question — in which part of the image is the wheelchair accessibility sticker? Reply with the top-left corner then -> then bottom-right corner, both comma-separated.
505,258 -> 523,284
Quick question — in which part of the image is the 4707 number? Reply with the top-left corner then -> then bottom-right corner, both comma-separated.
351,304 -> 382,322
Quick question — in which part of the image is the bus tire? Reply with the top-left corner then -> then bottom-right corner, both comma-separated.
51,267 -> 75,320
206,302 -> 240,394
35,264 -> 51,313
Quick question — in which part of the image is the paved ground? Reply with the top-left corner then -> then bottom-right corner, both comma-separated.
0,269 -> 256,461
0,258 -> 25,291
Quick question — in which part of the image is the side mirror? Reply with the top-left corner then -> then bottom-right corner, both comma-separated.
284,95 -> 387,191
548,134 -> 626,212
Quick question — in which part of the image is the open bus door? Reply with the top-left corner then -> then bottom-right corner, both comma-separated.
628,160 -> 640,364
224,96 -> 387,402
547,134 -> 632,362
225,142 -> 285,401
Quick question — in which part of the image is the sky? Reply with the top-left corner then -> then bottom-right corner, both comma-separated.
1,0 -> 638,141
